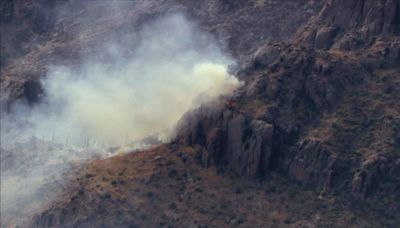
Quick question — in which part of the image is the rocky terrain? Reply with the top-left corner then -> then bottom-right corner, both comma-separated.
1,0 -> 399,227
177,0 -> 400,225
0,0 -> 322,110
32,144 -> 389,227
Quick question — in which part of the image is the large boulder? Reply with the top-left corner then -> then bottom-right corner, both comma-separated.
178,107 -> 274,177
286,139 -> 337,190
352,154 -> 400,199
314,26 -> 338,49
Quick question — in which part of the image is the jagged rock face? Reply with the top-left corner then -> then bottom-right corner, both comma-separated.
285,140 -> 336,190
177,0 -> 400,217
2,0 -> 400,227
177,44 -> 400,226
295,0 -> 400,50
314,26 -> 338,49
179,43 -> 352,178
179,107 -> 274,176
352,153 -> 400,199
323,0 -> 400,35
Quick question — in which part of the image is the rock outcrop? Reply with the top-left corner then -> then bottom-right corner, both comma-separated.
2,0 -> 400,227
295,0 -> 400,50
285,139 -> 337,190
179,107 -> 274,176
352,153 -> 400,199
176,1 -> 400,223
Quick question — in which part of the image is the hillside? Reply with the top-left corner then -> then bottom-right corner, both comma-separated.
33,145 -> 391,227
1,0 -> 399,227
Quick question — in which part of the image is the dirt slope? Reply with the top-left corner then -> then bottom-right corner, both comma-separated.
32,144 -> 385,227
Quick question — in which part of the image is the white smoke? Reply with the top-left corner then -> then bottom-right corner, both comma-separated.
3,13 -> 240,148
0,12 -> 241,226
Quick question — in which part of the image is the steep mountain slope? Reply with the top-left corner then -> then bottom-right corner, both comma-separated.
176,0 -> 400,225
0,0 -> 321,111
1,0 -> 400,227
32,145 -> 387,227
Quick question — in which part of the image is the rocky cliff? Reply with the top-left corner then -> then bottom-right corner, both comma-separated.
1,0 -> 400,227
176,0 -> 400,223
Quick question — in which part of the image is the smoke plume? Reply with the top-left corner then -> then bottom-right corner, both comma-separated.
3,13 -> 240,148
0,11 -> 241,226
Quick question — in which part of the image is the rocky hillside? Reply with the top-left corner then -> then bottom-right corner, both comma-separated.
1,0 -> 400,227
177,0 -> 400,224
0,0 -> 321,110
32,144 -> 389,227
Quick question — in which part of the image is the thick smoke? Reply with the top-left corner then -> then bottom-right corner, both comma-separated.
2,13 -> 241,148
0,12 -> 241,226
